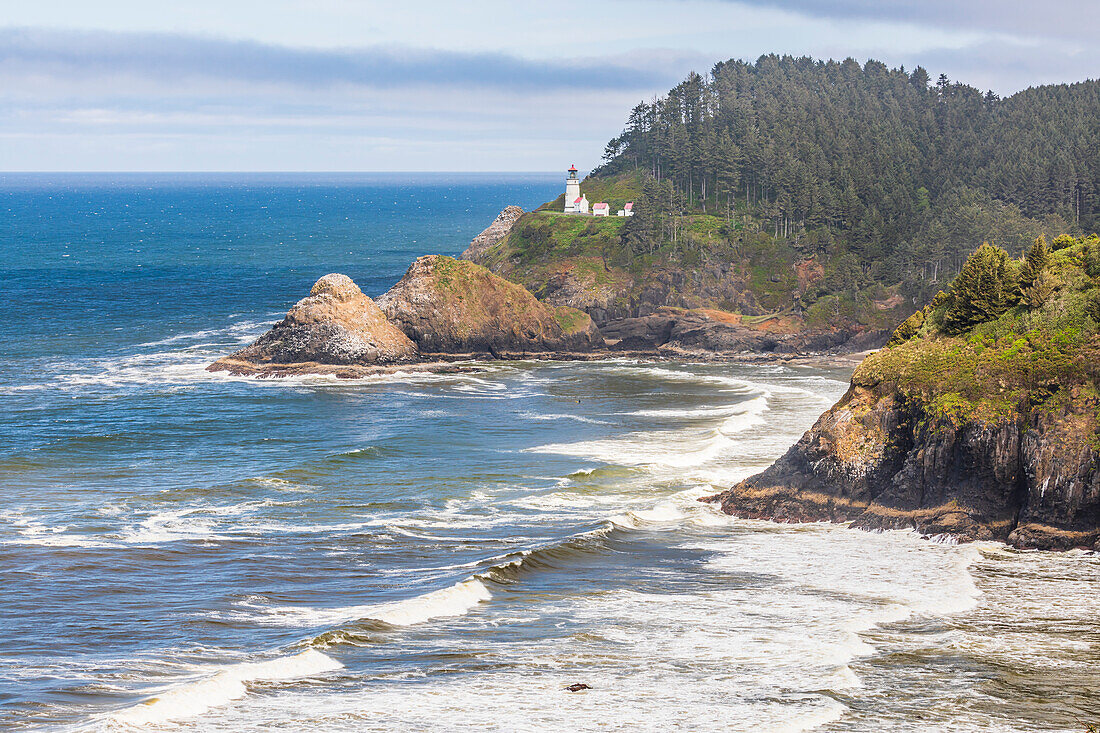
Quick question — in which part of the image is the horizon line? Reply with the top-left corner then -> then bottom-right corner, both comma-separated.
0,170 -> 579,175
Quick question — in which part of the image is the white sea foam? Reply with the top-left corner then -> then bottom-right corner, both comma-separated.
600,364 -> 758,391
528,390 -> 770,475
120,508 -> 225,544
686,522 -> 987,699
518,411 -> 608,424
628,403 -> 748,419
4,501 -> 390,549
609,502 -> 686,527
137,319 -> 273,348
232,578 -> 492,629
105,649 -> 343,728
718,394 -> 769,433
527,425 -> 737,470
179,576 -> 865,733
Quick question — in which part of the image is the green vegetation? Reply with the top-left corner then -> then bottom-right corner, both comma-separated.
474,56 -> 1097,335
430,254 -> 464,288
485,196 -> 906,330
596,55 -> 1096,305
511,212 -> 625,257
855,234 -> 1100,424
552,305 -> 592,335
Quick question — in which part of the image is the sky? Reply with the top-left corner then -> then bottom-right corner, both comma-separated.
1,0 -> 1096,171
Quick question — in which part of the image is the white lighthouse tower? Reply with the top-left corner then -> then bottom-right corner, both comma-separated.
564,164 -> 586,214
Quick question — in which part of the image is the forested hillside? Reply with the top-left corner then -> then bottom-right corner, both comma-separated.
468,56 -> 1098,346
600,55 -> 1098,295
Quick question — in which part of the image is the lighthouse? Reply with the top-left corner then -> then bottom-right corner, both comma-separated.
564,165 -> 583,214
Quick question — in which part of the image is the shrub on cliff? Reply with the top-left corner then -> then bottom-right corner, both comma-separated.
1084,236 -> 1100,278
887,308 -> 924,346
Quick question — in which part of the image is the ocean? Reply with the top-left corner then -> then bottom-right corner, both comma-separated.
1,173 -> 1097,732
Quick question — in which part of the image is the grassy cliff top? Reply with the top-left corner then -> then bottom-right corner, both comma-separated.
477,210 -> 626,268
855,234 -> 1100,424
537,170 -> 646,215
471,170 -> 910,330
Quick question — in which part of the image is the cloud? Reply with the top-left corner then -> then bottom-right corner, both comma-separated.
722,0 -> 1099,44
899,39 -> 1100,94
0,27 -> 681,92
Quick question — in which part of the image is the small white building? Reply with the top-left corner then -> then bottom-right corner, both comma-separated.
617,202 -> 634,217
593,202 -> 610,217
573,195 -> 590,215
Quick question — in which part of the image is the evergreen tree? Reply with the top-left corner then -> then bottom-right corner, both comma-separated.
1018,235 -> 1051,294
1023,269 -> 1057,309
942,244 -> 1014,334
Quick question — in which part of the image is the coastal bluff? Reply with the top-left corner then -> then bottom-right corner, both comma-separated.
705,236 -> 1100,551
208,257 -> 602,376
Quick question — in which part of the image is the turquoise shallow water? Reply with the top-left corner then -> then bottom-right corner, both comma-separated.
1,175 -> 1098,732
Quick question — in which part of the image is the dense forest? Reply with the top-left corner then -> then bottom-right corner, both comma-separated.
598,55 -> 1099,300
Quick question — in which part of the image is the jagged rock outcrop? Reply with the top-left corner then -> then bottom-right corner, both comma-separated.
706,235 -> 1100,550
376,255 -> 602,354
706,381 -> 1099,549
208,273 -> 419,375
460,206 -> 525,262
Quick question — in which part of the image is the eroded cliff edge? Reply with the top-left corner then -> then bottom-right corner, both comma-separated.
464,183 -> 902,355
705,236 -> 1100,550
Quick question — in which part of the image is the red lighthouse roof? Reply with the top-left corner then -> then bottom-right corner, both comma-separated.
568,164 -> 578,172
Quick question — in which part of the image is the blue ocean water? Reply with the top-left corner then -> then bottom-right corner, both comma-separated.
1,175 -> 1097,732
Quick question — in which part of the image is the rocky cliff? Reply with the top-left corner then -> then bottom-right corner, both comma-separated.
208,273 -> 419,375
706,235 -> 1100,550
600,307 -> 887,355
377,255 -> 602,355
463,176 -> 907,354
460,205 -> 525,262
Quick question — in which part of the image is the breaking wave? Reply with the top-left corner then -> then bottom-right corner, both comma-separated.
105,650 -> 343,728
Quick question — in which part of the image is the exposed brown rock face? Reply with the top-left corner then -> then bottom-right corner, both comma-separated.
376,255 -> 602,354
600,307 -> 888,355
208,273 -> 419,374
705,383 -> 1100,550
468,226 -> 899,354
460,206 -> 525,262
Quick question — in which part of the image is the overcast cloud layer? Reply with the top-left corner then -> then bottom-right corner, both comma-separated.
731,0 -> 1099,42
1,0 -> 1096,171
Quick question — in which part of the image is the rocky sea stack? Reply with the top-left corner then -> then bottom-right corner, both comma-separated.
208,273 -> 419,376
706,235 -> 1100,550
377,255 -> 602,355
209,257 -> 604,376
